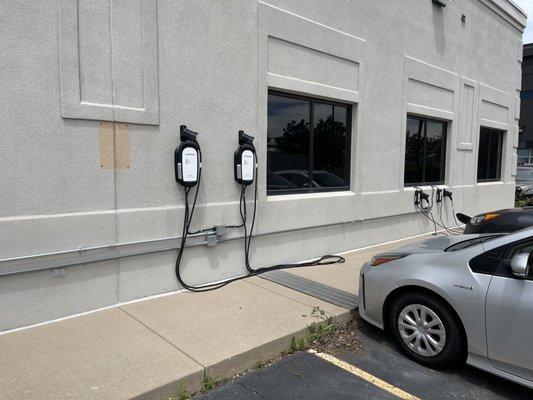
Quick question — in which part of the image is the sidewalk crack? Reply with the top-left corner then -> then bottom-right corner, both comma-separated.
236,381 -> 269,400
119,307 -> 205,369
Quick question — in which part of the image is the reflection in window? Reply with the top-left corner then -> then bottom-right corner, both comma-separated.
477,127 -> 504,182
517,148 -> 533,165
267,91 -> 351,195
404,116 -> 447,186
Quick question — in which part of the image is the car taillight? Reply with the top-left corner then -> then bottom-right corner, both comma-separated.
370,254 -> 406,266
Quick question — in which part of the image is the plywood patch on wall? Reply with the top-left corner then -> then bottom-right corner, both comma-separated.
114,123 -> 131,169
99,122 -> 130,169
99,122 -> 114,169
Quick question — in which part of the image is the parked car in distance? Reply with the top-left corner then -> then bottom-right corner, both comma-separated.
359,230 -> 533,389
267,171 -> 298,191
274,169 -> 346,189
457,207 -> 533,234
515,166 -> 533,199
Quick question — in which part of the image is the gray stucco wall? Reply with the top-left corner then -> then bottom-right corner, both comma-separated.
0,0 -> 526,331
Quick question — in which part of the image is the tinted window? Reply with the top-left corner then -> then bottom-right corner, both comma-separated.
469,245 -> 507,275
267,91 -> 351,195
477,127 -> 504,182
404,116 -> 447,186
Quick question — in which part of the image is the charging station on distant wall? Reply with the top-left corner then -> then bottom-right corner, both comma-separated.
173,125 -> 345,292
413,186 -> 463,236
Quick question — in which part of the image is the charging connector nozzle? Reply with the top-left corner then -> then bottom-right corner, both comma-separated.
180,125 -> 199,143
238,130 -> 255,146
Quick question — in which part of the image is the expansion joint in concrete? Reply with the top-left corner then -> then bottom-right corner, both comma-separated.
118,307 -> 206,369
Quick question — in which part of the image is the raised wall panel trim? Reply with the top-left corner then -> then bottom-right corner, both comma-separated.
405,103 -> 454,121
457,143 -> 474,151
479,83 -> 512,110
457,77 -> 478,151
479,118 -> 509,131
518,39 -> 524,61
59,0 -> 159,125
268,36 -> 360,92
404,56 -> 459,92
478,0 -> 527,32
258,1 -> 366,64
268,73 -> 359,104
515,96 -> 521,119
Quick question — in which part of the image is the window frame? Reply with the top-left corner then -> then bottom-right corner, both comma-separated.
267,90 -> 352,196
403,115 -> 448,187
477,127 -> 504,183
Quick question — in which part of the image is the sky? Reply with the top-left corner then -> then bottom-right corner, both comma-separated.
514,0 -> 533,43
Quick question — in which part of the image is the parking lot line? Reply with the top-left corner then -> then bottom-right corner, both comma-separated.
308,349 -> 421,400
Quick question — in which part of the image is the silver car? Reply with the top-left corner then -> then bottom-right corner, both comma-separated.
359,228 -> 533,389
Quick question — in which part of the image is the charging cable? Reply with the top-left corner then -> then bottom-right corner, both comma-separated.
414,186 -> 461,236
175,152 -> 345,292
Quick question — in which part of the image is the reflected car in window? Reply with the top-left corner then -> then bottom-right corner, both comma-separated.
515,166 -> 533,199
267,171 -> 298,191
274,169 -> 347,189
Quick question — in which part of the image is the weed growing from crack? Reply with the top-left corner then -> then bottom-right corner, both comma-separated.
202,375 -> 221,391
168,382 -> 191,400
289,306 -> 339,353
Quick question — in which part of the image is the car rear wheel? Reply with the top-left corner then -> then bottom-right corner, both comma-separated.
389,293 -> 464,368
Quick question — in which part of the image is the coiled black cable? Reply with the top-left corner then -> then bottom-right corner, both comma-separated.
175,153 -> 345,292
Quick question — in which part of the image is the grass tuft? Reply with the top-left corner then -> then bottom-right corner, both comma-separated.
202,375 -> 221,391
289,306 -> 339,353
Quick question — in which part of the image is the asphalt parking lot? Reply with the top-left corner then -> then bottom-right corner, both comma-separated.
196,317 -> 532,400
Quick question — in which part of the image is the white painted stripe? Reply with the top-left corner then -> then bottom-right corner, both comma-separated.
0,288 -> 187,336
309,349 -> 421,400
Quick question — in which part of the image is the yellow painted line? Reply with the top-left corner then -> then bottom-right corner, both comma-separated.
308,349 -> 421,400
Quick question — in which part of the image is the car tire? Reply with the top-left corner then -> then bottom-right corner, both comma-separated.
389,293 -> 464,369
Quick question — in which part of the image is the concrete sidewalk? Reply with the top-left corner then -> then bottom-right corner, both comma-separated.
0,234 -> 429,400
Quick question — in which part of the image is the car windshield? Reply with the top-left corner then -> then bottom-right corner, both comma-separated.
444,234 -> 503,252
516,168 -> 533,182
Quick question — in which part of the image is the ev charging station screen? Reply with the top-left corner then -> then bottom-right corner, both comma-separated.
241,150 -> 254,181
182,147 -> 198,183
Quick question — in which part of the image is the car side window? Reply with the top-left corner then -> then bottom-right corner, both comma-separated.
469,244 -> 508,275
495,239 -> 533,280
